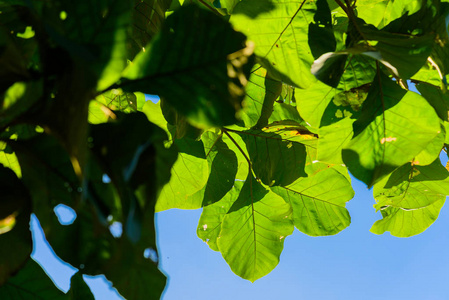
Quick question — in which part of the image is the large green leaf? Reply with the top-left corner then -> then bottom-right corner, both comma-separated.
217,174 -> 294,282
371,159 -> 449,237
122,4 -> 255,128
271,167 -> 353,236
230,0 -> 317,88
0,259 -> 69,299
342,72 -> 441,187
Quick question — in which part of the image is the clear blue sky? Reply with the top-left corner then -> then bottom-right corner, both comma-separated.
30,92 -> 449,299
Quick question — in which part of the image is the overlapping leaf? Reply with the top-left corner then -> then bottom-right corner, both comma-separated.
371,159 -> 449,237
190,131 -> 238,207
342,72 -> 441,187
235,123 -> 317,187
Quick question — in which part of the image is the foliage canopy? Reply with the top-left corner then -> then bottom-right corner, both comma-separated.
1,0 -> 449,298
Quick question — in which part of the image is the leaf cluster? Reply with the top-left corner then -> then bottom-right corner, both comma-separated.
1,0 -> 449,298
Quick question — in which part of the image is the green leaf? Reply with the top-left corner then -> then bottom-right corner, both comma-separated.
416,83 -> 449,129
230,0 -> 316,88
271,167 -> 354,236
370,199 -> 445,237
197,180 -> 243,251
195,131 -> 238,207
317,117 -> 355,165
67,273 -> 95,300
373,159 -> 449,210
0,80 -> 42,129
122,4 -> 255,128
43,0 -> 133,91
0,259 -> 69,299
239,66 -> 282,129
300,55 -> 375,128
217,174 -> 294,282
342,72 -> 441,187
355,0 -> 423,29
236,123 -> 317,187
371,159 -> 449,237
129,0 -> 173,59
155,137 -> 209,211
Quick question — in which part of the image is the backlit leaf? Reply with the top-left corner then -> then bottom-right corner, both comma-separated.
342,72 -> 441,187
217,174 -> 294,282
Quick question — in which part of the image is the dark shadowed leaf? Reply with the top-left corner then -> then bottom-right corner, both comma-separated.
0,259 -> 69,299
0,165 -> 31,285
122,5 -> 254,128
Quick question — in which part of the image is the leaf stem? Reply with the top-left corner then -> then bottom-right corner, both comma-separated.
222,129 -> 252,168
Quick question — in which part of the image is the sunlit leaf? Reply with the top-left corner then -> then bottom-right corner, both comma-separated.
155,136 -> 208,211
197,181 -> 243,251
230,0 -> 316,88
271,167 -> 354,236
217,174 -> 294,282
342,72 -> 441,187
371,160 -> 449,237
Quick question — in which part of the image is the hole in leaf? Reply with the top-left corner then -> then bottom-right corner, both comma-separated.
143,248 -> 158,263
102,174 -> 111,183
144,94 -> 160,103
54,204 -> 76,225
109,221 -> 122,238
